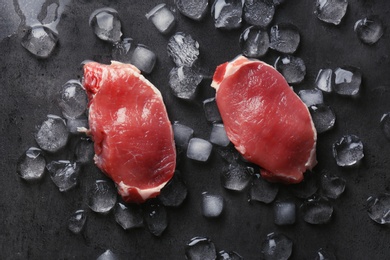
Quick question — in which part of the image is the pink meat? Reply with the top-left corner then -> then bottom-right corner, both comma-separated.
83,61 -> 176,203
211,56 -> 317,183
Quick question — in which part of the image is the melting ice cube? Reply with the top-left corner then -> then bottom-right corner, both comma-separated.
75,137 -> 94,164
167,32 -> 200,67
354,16 -> 384,45
35,115 -> 69,153
175,0 -> 209,21
203,97 -> 222,123
68,210 -> 87,234
320,173 -> 346,199
289,172 -> 318,199
210,124 -> 230,147
112,38 -> 133,63
146,4 -> 176,34
261,232 -> 293,260
46,160 -> 80,192
239,26 -> 269,58
173,122 -> 194,151
274,55 -> 306,84
66,118 -> 89,135
89,8 -> 122,43
309,104 -> 336,134
315,68 -> 333,93
333,67 -> 361,96
218,250 -> 243,260
270,23 -> 300,54
114,203 -> 143,230
314,248 -> 337,260
243,0 -> 275,28
187,138 -> 213,162
380,112 -> 390,140
249,174 -> 279,204
169,66 -> 203,99
367,193 -> 390,224
96,250 -> 119,260
130,44 -> 156,74
211,0 -> 243,29
221,163 -> 253,191
58,80 -> 88,120
21,25 -> 58,59
300,196 -> 333,224
158,171 -> 188,207
17,147 -> 46,181
298,89 -> 324,107
185,237 -> 217,260
274,200 -> 296,225
87,180 -> 117,214
316,0 -> 348,25
201,192 -> 224,218
142,200 -> 168,236
332,134 -> 364,167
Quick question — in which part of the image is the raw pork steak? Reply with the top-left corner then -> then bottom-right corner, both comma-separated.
211,56 -> 316,183
83,61 -> 176,203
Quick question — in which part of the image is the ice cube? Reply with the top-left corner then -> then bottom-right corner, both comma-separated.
221,163 -> 253,191
89,8 -> 122,43
380,112 -> 390,140
203,97 -> 222,123
332,134 -> 364,167
202,192 -> 224,218
354,16 -> 384,45
187,138 -> 213,162
210,124 -> 230,147
173,122 -> 194,151
239,26 -> 269,58
185,237 -> 217,260
211,0 -> 243,29
68,210 -> 87,234
96,250 -> 119,260
298,89 -> 324,107
142,200 -> 168,236
130,44 -> 156,74
300,196 -> 333,224
158,171 -> 188,207
58,80 -> 88,120
46,160 -> 80,192
320,173 -> 346,199
17,147 -> 46,181
218,250 -> 243,260
114,203 -> 143,230
74,137 -> 94,164
167,32 -> 200,67
334,67 -> 362,96
66,118 -> 89,135
315,69 -> 333,93
20,25 -> 58,59
145,4 -> 176,34
269,23 -> 300,54
169,66 -> 203,99
289,172 -> 318,199
87,180 -> 117,214
309,104 -> 336,134
314,248 -> 337,260
274,55 -> 306,84
112,38 -> 133,63
316,0 -> 348,25
274,200 -> 296,225
366,193 -> 390,224
35,115 -> 69,153
249,174 -> 279,204
175,0 -> 209,21
243,0 -> 275,28
272,0 -> 286,6
261,232 -> 293,260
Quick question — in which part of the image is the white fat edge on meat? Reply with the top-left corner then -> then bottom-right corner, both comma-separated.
118,181 -> 168,201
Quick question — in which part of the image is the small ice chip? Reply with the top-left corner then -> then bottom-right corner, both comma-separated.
21,25 -> 58,59
218,250 -> 243,260
269,23 -> 300,54
169,66 -> 203,99
17,147 -> 46,181
185,237 -> 217,260
239,26 -> 269,58
289,172 -> 318,199
66,118 -> 89,135
210,124 -> 230,147
202,192 -> 224,218
298,89 -> 324,107
112,38 -> 133,63
334,67 -> 362,96
167,32 -> 200,67
89,8 -> 122,43
274,55 -> 306,84
211,0 -> 243,29
332,134 -> 364,167
130,44 -> 156,74
316,0 -> 348,25
173,122 -> 194,151
96,250 -> 119,260
142,200 -> 168,236
203,97 -> 222,123
261,232 -> 293,260
274,200 -> 296,225
309,104 -> 336,134
68,210 -> 87,234
320,173 -> 346,199
314,248 -> 337,260
87,180 -> 117,214
35,115 -> 69,153
175,0 -> 209,21
58,80 -> 88,120
114,203 -> 143,230
146,4 -> 176,34
354,16 -> 384,45
249,174 -> 279,204
301,196 -> 333,224
243,0 -> 275,28
221,163 -> 253,191
367,193 -> 390,224
380,112 -> 390,140
187,138 -> 213,162
315,69 -> 333,93
75,137 -> 94,164
46,160 -> 80,192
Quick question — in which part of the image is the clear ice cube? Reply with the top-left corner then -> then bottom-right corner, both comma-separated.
185,237 -> 217,260
332,134 -> 364,167
314,248 -> 337,260
320,173 -> 346,199
274,55 -> 306,84
66,118 -> 89,135
112,38 -> 133,63
274,200 -> 296,225
300,196 -> 333,224
159,171 -> 188,207
380,112 -> 390,140
203,97 -> 222,123
334,67 -> 362,96
75,137 -> 94,164
298,89 -> 324,107
269,23 -> 300,54
114,203 -> 143,230
35,114 -> 69,153
210,124 -> 230,147
173,122 -> 194,151
146,4 -> 176,34
175,0 -> 209,21
316,0 -> 348,25
243,0 -> 275,28
187,138 -> 213,162
354,16 -> 384,45
239,26 -> 269,58
249,174 -> 279,204
21,25 -> 58,59
315,68 -> 333,93
211,0 -> 243,29
58,80 -> 88,120
289,172 -> 318,199
68,209 -> 87,234
17,147 -> 46,181
261,232 -> 293,260
221,163 -> 253,191
142,200 -> 168,236
169,66 -> 203,99
366,193 -> 390,224
89,8 -> 122,43
87,180 -> 117,214
96,250 -> 119,260
309,104 -> 336,134
46,160 -> 80,192
167,32 -> 200,67
202,192 -> 224,218
130,44 -> 156,74
218,250 -> 243,260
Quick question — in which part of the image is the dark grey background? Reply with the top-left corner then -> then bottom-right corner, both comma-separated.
1,0 -> 390,259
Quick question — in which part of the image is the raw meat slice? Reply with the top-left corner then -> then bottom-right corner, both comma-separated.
211,56 -> 316,183
83,61 -> 176,203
